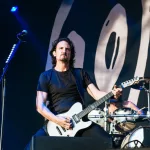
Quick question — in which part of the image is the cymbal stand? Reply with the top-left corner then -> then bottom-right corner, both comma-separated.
103,101 -> 109,131
142,81 -> 150,119
147,81 -> 150,118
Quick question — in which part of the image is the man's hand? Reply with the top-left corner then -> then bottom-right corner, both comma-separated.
112,85 -> 122,99
55,116 -> 73,130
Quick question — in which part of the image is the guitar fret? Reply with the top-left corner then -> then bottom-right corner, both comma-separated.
78,92 -> 114,119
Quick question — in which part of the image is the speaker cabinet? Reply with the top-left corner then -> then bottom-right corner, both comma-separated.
31,136 -> 112,150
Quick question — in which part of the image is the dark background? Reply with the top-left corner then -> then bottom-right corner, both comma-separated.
0,0 -> 149,149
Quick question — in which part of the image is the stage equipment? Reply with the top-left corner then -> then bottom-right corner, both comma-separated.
121,126 -> 150,149
31,136 -> 112,150
0,30 -> 27,150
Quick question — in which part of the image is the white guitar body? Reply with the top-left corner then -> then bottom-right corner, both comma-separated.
47,102 -> 92,137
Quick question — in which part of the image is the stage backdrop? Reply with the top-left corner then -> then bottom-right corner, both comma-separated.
0,0 -> 150,149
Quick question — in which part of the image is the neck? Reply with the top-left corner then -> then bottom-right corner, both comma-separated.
54,62 -> 70,72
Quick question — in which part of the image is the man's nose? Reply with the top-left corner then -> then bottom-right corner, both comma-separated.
62,48 -> 67,52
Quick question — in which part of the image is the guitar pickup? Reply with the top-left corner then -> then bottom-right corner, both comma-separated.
72,114 -> 80,123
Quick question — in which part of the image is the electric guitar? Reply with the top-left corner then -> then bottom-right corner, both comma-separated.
47,77 -> 140,137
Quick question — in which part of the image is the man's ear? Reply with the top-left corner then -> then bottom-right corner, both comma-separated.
53,51 -> 56,57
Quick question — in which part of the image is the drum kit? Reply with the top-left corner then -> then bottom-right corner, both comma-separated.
88,77 -> 150,149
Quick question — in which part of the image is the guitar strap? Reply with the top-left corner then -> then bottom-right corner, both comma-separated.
71,68 -> 85,106
44,68 -> 85,127
47,68 -> 85,106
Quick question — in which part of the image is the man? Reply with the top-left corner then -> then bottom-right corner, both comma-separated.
25,37 -> 122,149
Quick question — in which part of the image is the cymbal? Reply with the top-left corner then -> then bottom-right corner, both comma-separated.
139,77 -> 150,82
131,77 -> 150,90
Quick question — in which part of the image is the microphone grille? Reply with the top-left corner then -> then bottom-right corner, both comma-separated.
22,30 -> 28,34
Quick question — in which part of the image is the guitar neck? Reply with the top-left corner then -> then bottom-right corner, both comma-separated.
77,91 -> 114,119
76,76 -> 140,119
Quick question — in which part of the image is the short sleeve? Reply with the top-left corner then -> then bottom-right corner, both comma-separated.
82,69 -> 93,88
37,72 -> 49,92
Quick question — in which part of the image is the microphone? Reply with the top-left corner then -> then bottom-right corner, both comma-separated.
17,30 -> 28,41
17,30 -> 28,37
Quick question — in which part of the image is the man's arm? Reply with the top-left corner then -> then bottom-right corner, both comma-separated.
86,83 -> 122,100
36,91 -> 58,122
87,83 -> 107,100
36,91 -> 72,129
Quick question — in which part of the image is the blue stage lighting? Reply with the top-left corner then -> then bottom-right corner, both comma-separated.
11,6 -> 18,12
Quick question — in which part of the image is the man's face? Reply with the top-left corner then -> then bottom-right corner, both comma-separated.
53,41 -> 71,63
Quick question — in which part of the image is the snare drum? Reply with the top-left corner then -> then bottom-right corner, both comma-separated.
121,126 -> 150,149
113,108 -> 136,132
88,108 -> 105,128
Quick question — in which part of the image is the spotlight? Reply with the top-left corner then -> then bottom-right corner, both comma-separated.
11,6 -> 18,12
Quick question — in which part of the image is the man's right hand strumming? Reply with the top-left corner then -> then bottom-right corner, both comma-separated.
55,116 -> 73,130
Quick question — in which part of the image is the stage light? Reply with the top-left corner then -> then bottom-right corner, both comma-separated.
11,6 -> 18,12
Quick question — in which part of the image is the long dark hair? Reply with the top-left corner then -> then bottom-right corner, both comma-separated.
49,37 -> 75,68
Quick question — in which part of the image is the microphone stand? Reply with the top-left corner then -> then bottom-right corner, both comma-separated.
0,32 -> 25,150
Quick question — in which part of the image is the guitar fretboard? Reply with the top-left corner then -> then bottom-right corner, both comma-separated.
77,91 -> 113,119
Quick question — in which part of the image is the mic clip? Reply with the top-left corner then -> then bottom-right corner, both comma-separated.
17,30 -> 28,42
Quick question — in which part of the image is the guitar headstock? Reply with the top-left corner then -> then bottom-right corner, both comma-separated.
121,76 -> 140,89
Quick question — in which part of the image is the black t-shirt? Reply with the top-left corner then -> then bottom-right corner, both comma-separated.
37,68 -> 92,114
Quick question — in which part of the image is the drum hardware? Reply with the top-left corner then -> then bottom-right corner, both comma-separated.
138,107 -> 150,121
110,120 -> 127,148
104,101 -> 110,131
131,77 -> 150,120
88,108 -> 105,128
109,120 -> 124,135
130,77 -> 150,90
88,108 -> 111,131
88,114 -> 104,118
121,140 -> 144,149
88,108 -> 104,118
88,101 -> 110,131
142,81 -> 150,119
108,108 -> 137,133
109,114 -> 148,118
121,126 -> 150,149
88,78 -> 150,149
88,108 -> 140,133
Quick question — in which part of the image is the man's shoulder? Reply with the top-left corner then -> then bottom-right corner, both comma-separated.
40,69 -> 53,76
72,68 -> 84,72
